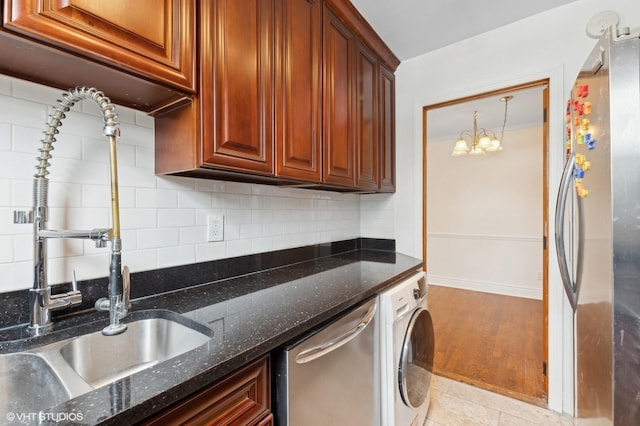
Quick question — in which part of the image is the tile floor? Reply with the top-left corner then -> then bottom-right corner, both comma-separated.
425,375 -> 577,426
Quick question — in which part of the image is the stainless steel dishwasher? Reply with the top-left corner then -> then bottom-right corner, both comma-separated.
273,297 -> 379,426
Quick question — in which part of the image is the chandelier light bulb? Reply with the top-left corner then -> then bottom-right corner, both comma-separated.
478,135 -> 491,149
451,95 -> 512,157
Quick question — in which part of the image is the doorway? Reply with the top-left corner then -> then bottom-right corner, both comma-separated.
422,80 -> 550,405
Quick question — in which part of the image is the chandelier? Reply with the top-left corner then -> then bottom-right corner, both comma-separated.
451,95 -> 513,156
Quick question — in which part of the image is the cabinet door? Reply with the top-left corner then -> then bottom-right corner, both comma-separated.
355,41 -> 379,190
379,65 -> 396,192
4,0 -> 195,93
322,6 -> 356,187
275,0 -> 322,182
200,0 -> 275,175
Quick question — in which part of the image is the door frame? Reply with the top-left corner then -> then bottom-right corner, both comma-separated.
421,78 -> 550,402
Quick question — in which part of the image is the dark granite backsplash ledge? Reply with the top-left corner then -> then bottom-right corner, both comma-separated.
0,238 -> 395,331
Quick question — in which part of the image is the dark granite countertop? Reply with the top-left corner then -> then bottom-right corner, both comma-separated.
0,248 -> 422,425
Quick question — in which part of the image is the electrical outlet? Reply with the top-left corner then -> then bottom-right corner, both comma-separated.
207,214 -> 224,242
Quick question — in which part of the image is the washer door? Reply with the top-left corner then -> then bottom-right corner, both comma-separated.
398,307 -> 435,408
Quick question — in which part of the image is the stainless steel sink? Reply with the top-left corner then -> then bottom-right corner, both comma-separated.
1,310 -> 213,413
0,353 -> 70,414
59,316 -> 212,388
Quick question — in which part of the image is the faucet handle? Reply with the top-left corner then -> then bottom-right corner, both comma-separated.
122,265 -> 131,310
71,270 -> 78,293
13,210 -> 34,224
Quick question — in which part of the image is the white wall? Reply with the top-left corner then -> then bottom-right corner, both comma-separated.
427,127 -> 543,299
0,76 -> 366,293
364,0 -> 640,414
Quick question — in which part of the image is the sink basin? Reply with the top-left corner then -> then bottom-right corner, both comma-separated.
0,353 -> 70,414
59,316 -> 212,389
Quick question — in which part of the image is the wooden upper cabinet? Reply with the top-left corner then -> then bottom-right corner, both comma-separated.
354,40 -> 379,191
322,6 -> 355,187
154,0 -> 398,192
275,0 -> 323,183
3,0 -> 195,93
379,65 -> 396,192
200,0 -> 275,175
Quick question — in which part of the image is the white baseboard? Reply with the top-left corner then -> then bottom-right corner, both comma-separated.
426,274 -> 542,300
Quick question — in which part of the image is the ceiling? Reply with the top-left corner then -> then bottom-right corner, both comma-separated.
350,0 -> 569,141
426,86 -> 545,143
350,0 -> 579,61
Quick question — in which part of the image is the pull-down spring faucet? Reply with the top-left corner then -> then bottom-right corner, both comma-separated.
14,87 -> 129,336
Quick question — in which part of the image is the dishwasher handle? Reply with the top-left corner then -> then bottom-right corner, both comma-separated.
295,301 -> 377,365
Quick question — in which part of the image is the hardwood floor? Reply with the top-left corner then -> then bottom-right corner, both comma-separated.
428,285 -> 547,407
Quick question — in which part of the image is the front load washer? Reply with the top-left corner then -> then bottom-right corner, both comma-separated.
379,270 -> 434,426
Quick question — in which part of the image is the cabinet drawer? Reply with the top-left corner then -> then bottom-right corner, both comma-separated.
143,355 -> 271,426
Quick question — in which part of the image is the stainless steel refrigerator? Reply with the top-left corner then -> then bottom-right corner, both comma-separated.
555,26 -> 640,424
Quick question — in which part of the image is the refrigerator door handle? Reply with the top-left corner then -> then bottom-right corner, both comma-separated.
554,153 -> 579,311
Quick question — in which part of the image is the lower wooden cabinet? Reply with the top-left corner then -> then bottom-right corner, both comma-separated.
142,355 -> 271,426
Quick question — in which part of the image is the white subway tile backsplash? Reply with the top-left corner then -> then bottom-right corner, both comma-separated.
239,223 -> 262,239
108,104 -> 135,125
157,245 -> 195,268
195,241 -> 226,262
226,239 -> 252,257
115,142 -> 136,167
47,239 -> 84,259
0,261 -> 31,292
118,121 -> 154,148
179,226 -> 207,245
119,230 -> 138,251
51,157 -> 109,185
137,228 -> 179,249
0,179 -> 10,206
195,179 -> 225,193
0,151 -> 37,180
118,187 -> 136,209
81,136 -> 110,163
135,146 -> 154,169
157,175 -> 196,191
178,191 -> 213,209
0,236 -> 12,262
158,209 -> 195,228
0,209 -> 30,236
11,78 -> 63,106
11,179 -> 31,208
0,95 -> 46,129
136,188 -> 177,208
263,223 -> 283,237
0,75 -> 395,292
48,207 -> 110,230
119,164 -> 157,189
49,182 -> 82,208
13,234 -> 31,262
135,111 -> 154,129
122,249 -> 157,273
251,209 -> 273,224
57,108 -> 108,138
272,234 -> 293,250
224,209 -> 251,226
120,208 -> 157,230
0,75 -> 11,95
251,237 -> 273,254
225,181 -> 253,195
0,123 -> 9,152
223,224 -> 240,241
